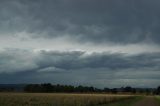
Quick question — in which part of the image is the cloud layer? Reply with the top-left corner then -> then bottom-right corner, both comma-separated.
0,0 -> 160,87
1,49 -> 160,73
0,0 -> 160,44
0,49 -> 160,87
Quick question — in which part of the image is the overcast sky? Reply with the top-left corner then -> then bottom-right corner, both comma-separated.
0,0 -> 160,88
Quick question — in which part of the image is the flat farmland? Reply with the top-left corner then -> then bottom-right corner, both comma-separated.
0,93 -> 140,106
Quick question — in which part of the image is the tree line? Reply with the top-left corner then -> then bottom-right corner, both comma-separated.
24,84 -> 100,93
23,83 -> 160,95
0,83 -> 160,95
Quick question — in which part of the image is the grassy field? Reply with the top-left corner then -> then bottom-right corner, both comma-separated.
156,96 -> 160,104
99,96 -> 142,106
0,93 -> 140,106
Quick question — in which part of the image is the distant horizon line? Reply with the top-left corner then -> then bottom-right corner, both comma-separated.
0,83 -> 158,89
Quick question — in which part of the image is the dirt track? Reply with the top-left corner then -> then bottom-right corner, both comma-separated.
133,97 -> 159,106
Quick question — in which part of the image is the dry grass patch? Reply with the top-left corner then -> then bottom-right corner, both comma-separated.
0,93 -> 134,106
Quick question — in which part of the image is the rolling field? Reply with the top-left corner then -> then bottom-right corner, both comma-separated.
0,93 -> 141,106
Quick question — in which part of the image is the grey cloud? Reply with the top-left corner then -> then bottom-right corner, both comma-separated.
37,51 -> 160,71
0,49 -> 160,87
1,0 -> 160,87
0,49 -> 160,73
0,49 -> 38,73
0,0 -> 160,44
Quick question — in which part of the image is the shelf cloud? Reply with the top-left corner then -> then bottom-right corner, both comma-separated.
0,0 -> 160,87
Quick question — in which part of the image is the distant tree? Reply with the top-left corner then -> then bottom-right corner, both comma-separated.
24,84 -> 42,92
111,88 -> 117,94
41,83 -> 53,92
104,88 -> 110,92
131,88 -> 136,94
156,86 -> 160,95
124,86 -> 132,92
145,89 -> 151,95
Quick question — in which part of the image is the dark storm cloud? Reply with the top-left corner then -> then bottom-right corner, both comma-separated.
37,51 -> 160,70
1,0 -> 160,44
0,49 -> 160,73
0,49 -> 160,87
1,0 -> 160,87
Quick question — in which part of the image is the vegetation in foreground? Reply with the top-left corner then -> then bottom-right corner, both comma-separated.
99,96 -> 142,106
0,93 -> 137,106
156,96 -> 160,105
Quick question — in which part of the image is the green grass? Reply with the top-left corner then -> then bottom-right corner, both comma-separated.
98,96 -> 143,106
155,96 -> 160,105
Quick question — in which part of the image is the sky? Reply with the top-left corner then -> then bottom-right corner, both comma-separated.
0,0 -> 160,88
